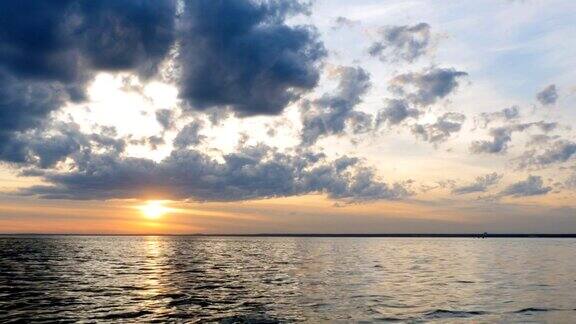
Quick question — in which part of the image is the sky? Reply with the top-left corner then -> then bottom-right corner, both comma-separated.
1,0 -> 576,234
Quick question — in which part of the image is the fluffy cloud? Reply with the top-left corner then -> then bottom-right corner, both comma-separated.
20,145 -> 411,203
411,112 -> 466,144
173,120 -> 206,149
536,84 -> 559,106
452,173 -> 502,195
517,140 -> 576,168
301,66 -> 372,145
368,23 -> 432,63
499,175 -> 552,197
1,122 -> 125,169
178,0 -> 326,116
470,121 -> 558,154
376,99 -> 420,126
388,67 -> 468,106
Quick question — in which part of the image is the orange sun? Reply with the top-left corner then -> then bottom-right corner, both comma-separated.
139,201 -> 169,220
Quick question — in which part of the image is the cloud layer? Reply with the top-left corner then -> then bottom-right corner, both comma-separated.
21,144 -> 411,203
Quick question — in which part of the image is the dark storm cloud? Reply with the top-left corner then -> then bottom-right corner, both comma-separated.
20,145 -> 411,203
301,66 -> 372,145
499,175 -> 552,197
75,0 -> 176,76
376,99 -> 420,126
368,23 -> 432,63
0,0 -> 176,82
0,0 -> 177,162
388,68 -> 468,106
411,112 -> 466,144
470,121 -> 558,154
536,84 -> 558,106
0,1 -> 84,84
452,173 -> 502,195
178,0 -> 326,116
0,71 -> 71,163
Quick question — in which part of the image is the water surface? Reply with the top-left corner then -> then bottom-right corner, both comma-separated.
1,236 -> 575,322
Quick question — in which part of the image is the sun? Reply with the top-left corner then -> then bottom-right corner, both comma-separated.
139,201 -> 169,220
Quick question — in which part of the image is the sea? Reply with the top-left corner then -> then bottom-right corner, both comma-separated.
1,236 -> 575,323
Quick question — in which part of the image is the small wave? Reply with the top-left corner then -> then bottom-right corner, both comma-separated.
376,317 -> 404,322
455,280 -> 475,284
153,292 -> 188,300
116,285 -> 147,291
196,284 -> 221,290
514,307 -> 556,313
218,314 -> 281,324
425,309 -> 487,319
168,297 -> 211,308
99,310 -> 152,319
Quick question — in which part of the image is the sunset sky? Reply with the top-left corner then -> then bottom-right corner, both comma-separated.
1,0 -> 576,234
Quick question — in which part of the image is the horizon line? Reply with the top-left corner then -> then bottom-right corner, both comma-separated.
2,233 -> 576,238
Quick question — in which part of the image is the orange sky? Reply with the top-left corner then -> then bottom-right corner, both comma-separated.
1,194 -> 575,234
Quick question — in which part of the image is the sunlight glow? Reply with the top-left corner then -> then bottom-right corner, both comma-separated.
140,201 -> 169,220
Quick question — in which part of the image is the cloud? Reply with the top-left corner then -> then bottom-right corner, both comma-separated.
565,173 -> 576,190
301,66 -> 372,145
155,109 -> 177,131
0,71 -> 71,163
178,0 -> 326,116
475,106 -> 520,128
75,0 -> 176,76
388,67 -> 468,106
146,135 -> 165,150
470,127 -> 512,154
173,120 -> 206,149
0,1 -> 85,85
368,23 -> 433,63
0,0 -> 177,162
1,0 -> 324,165
470,121 -> 558,154
332,17 -> 359,29
452,172 -> 502,195
0,0 -> 176,82
376,99 -> 420,126
1,122 -> 125,168
19,145 -> 411,203
517,140 -> 576,168
411,112 -> 466,144
536,84 -> 559,106
499,175 -> 552,197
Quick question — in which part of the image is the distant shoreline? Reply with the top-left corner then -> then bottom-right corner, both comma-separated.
2,233 -> 576,238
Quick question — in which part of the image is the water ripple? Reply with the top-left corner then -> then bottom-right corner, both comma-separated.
1,236 -> 576,322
